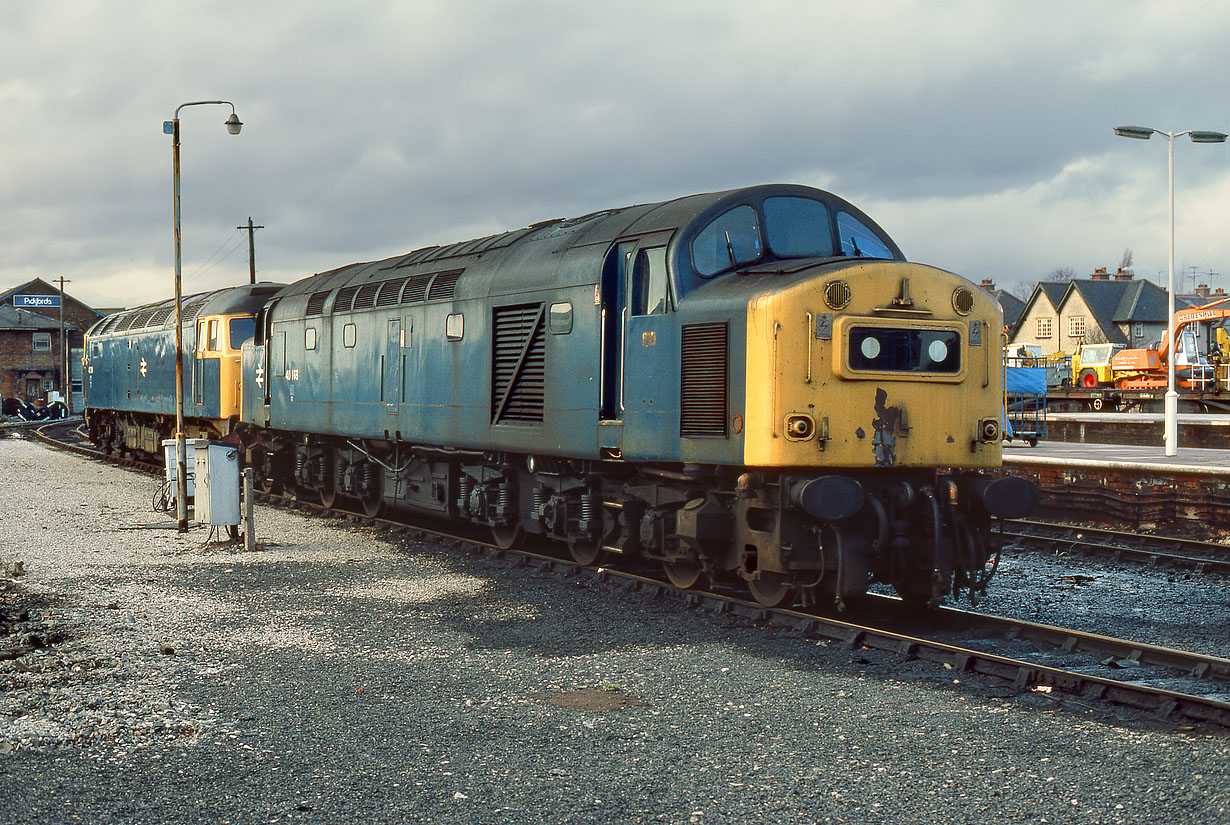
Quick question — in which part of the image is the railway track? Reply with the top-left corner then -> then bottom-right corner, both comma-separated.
28,421 -> 1230,730
1003,518 -> 1230,575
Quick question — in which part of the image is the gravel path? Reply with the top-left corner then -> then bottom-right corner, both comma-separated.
0,433 -> 1225,824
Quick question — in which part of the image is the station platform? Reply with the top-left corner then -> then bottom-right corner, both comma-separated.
1001,439 -> 1230,532
1003,438 -> 1230,475
1035,411 -> 1230,449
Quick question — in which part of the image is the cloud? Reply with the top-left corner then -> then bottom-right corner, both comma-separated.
2,0 -> 1230,307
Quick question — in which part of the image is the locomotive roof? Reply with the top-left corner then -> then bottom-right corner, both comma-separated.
271,183 -> 900,311
86,283 -> 285,338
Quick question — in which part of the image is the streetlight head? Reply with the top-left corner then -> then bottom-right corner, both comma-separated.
225,113 -> 243,135
1189,130 -> 1228,143
1114,125 -> 1155,140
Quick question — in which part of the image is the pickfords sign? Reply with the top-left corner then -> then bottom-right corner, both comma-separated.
14,294 -> 60,308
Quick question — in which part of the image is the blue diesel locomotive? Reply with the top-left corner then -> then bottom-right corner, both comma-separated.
83,284 -> 284,455
234,183 -> 1035,607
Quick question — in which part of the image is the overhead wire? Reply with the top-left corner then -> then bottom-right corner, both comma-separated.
184,229 -> 247,284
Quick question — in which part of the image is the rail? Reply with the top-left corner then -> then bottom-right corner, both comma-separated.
1003,518 -> 1230,575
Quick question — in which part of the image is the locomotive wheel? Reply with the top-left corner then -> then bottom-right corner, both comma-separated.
568,537 -> 604,565
747,572 -> 798,608
318,481 -> 338,509
663,558 -> 706,590
255,472 -> 279,495
360,489 -> 385,519
491,523 -> 526,549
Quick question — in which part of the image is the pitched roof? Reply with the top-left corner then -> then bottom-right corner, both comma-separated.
0,278 -> 103,319
1014,281 -> 1070,330
990,290 -> 1025,328
1038,282 -> 1068,307
0,303 -> 68,331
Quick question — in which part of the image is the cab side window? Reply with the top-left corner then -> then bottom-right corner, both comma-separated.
628,246 -> 670,316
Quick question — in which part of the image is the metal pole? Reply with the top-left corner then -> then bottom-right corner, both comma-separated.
1165,132 -> 1178,457
56,277 -> 69,415
173,117 -> 189,531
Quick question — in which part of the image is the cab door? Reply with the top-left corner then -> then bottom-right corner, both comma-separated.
382,318 -> 400,415
617,233 -> 678,460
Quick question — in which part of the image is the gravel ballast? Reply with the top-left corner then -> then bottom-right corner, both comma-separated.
0,433 -> 1226,824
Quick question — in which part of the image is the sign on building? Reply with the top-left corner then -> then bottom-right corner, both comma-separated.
14,294 -> 61,309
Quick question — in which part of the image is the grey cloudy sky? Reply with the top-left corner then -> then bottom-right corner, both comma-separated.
3,0 -> 1230,309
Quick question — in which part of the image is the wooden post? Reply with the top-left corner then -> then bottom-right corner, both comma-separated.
243,466 -> 257,552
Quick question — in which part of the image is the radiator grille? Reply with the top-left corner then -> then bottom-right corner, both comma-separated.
376,277 -> 407,307
353,282 -> 381,310
401,274 -> 431,303
428,270 -> 462,301
680,322 -> 728,438
491,303 -> 546,424
305,291 -> 330,316
333,286 -> 359,313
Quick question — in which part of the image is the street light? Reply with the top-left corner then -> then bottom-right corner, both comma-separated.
1113,124 -> 1227,457
165,101 -> 243,531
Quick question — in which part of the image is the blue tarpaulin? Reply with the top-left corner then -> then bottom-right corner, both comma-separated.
1003,366 -> 1048,443
1004,366 -> 1047,394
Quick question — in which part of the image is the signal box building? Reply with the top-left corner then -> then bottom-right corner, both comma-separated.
0,278 -> 105,408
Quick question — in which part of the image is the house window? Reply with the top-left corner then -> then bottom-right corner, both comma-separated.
1068,316 -> 1086,338
33,332 -> 51,352
1036,318 -> 1052,339
1133,322 -> 1144,340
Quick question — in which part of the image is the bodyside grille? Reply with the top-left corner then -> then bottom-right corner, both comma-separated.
491,303 -> 546,424
305,291 -> 330,316
680,322 -> 728,438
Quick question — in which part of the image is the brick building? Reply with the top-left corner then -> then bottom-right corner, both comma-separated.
0,279 -> 105,409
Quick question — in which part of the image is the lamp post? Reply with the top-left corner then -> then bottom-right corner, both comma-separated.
1113,125 -> 1227,457
165,101 -> 243,531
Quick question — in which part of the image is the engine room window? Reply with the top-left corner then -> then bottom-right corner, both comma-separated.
446,313 -> 464,341
32,332 -> 51,352
691,205 -> 761,277
548,302 -> 573,334
343,323 -> 357,348
836,212 -> 893,259
305,327 -> 317,351
764,197 -> 834,258
229,318 -> 255,349
206,319 -> 220,351
848,326 -> 961,373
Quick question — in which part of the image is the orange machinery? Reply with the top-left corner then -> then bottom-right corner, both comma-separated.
1110,298 -> 1230,388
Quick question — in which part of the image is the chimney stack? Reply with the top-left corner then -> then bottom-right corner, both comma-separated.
1114,268 -> 1133,281
1090,267 -> 1109,281
979,278 -> 995,292
1196,283 -> 1211,297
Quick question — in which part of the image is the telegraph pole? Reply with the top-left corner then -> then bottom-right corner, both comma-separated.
238,217 -> 264,284
54,276 -> 71,414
